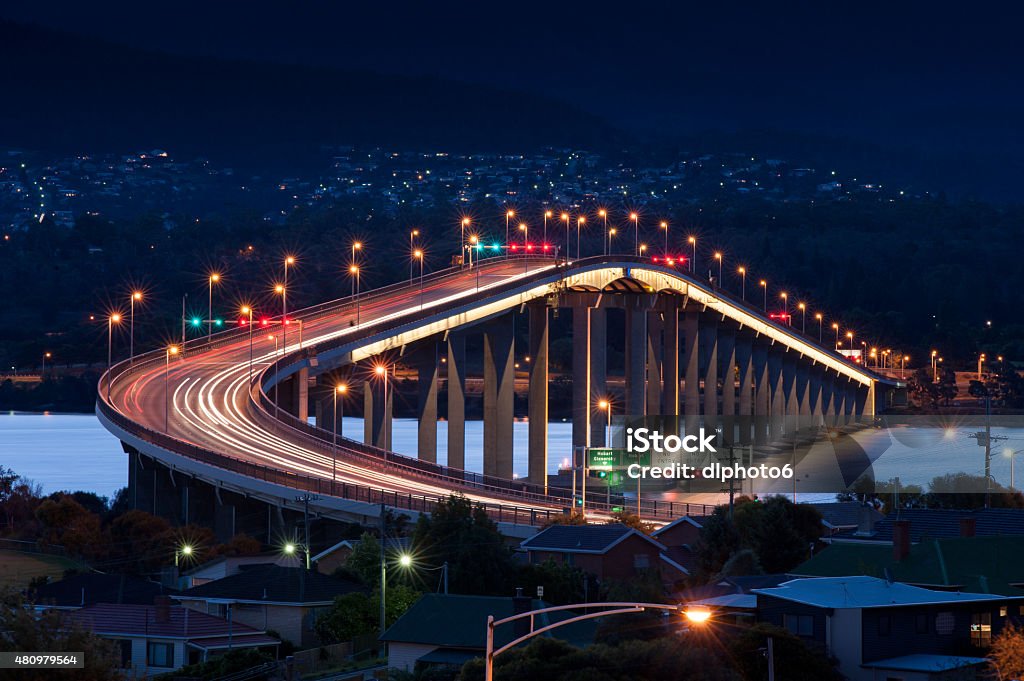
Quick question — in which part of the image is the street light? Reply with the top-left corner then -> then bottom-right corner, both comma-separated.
759,280 -> 767,312
713,252 -> 722,286
798,302 -> 806,334
543,210 -> 552,245
174,543 -> 193,568
609,228 -> 617,254
780,292 -> 788,325
519,222 -> 528,251
1006,448 -> 1019,489
207,273 -> 221,341
978,353 -> 986,380
684,608 -> 712,624
660,221 -> 669,258
460,218 -> 469,266
629,212 -> 639,255
599,209 -> 608,255
688,235 -> 697,273
832,322 -> 840,348
902,354 -> 910,379
639,243 -> 648,257
165,344 -> 179,432
333,384 -> 347,483
268,334 -> 280,415
846,331 -> 854,355
283,255 -> 295,354
576,216 -> 586,260
129,291 -> 143,363
397,553 -> 449,594
106,313 -> 121,401
42,351 -> 52,376
375,363 -> 391,454
349,265 -> 361,324
414,249 -> 425,308
815,313 -> 823,344
560,213 -> 570,258
737,266 -> 746,301
241,305 -> 254,380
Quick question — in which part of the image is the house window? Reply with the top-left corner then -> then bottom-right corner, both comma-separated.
878,615 -> 891,636
971,612 -> 992,647
633,554 -> 650,569
1000,606 -> 1008,617
784,614 -> 813,637
147,642 -> 175,668
915,614 -> 929,634
936,612 -> 955,635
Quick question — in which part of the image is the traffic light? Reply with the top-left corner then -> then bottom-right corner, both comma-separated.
191,317 -> 202,327
214,319 -> 223,327
589,469 -> 608,479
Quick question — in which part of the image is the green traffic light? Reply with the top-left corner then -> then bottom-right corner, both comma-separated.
191,318 -> 202,327
215,319 -> 223,326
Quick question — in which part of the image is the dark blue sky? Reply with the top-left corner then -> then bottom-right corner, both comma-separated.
5,1 -> 1020,148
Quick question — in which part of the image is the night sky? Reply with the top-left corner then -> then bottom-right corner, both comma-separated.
3,2 -> 1023,186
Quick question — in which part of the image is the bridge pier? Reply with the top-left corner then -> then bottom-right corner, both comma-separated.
364,368 -> 393,450
588,308 -> 607,447
413,342 -> 439,463
683,309 -> 701,433
699,315 -> 719,432
795,363 -> 811,430
808,368 -> 824,422
528,302 -> 548,487
662,303 -> 679,419
624,301 -> 647,418
781,353 -> 797,435
767,347 -> 785,439
572,305 -> 591,450
752,340 -> 770,444
483,316 -> 514,479
446,333 -> 466,470
277,367 -> 309,421
646,310 -> 663,416
735,334 -> 753,444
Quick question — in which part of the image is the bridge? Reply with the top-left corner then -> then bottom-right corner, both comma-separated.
97,255 -> 900,543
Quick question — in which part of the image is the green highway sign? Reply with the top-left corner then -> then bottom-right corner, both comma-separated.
586,448 -> 650,470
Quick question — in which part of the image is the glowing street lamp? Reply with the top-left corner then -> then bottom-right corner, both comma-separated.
902,354 -> 910,379
560,212 -> 570,258
759,280 -> 767,312
460,218 -> 470,266
374,363 -> 392,455
106,313 -> 122,401
688,235 -> 697,273
129,291 -> 143,363
409,230 -> 420,279
207,273 -> 220,341
815,313 -> 823,344
414,249 -> 425,308
505,210 -> 514,255
713,252 -> 722,286
639,243 -> 648,256
660,221 -> 669,258
576,216 -> 586,259
333,383 -> 347,482
174,543 -> 194,568
42,351 -> 52,376
543,210 -> 552,245
832,322 -> 840,348
798,302 -> 806,334
780,292 -> 788,325
629,212 -> 639,255
350,241 -> 362,297
599,209 -> 608,255
165,344 -> 179,432
737,266 -> 746,301
349,265 -> 361,324
931,349 -> 939,382
846,331 -> 855,355
684,608 -> 712,624
241,305 -> 254,380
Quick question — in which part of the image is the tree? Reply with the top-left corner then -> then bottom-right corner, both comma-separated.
412,495 -> 513,595
729,623 -> 843,681
209,533 -> 262,557
925,473 -> 1024,510
0,588 -> 123,680
907,368 -> 940,409
607,512 -> 654,535
315,584 -> 420,644
104,510 -> 174,574
513,559 -> 587,606
35,495 -> 103,560
990,620 -> 1024,681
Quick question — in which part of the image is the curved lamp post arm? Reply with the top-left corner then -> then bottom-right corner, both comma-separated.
485,602 -> 682,681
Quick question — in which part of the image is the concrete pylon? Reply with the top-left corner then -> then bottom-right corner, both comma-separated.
446,333 -> 466,470
624,302 -> 647,418
683,310 -> 700,433
278,367 -> 310,421
589,308 -> 607,447
363,370 -> 392,450
528,303 -> 549,488
820,373 -> 836,427
767,347 -> 785,440
781,353 -> 797,435
646,311 -> 663,416
572,305 -> 591,450
662,303 -> 680,419
483,316 -> 515,479
752,342 -> 770,444
699,315 -> 719,432
735,335 -> 753,444
809,368 -> 824,422
414,342 -> 439,463
795,364 -> 811,430
718,327 -> 736,444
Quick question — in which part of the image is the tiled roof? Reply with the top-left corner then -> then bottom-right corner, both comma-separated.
381,594 -> 595,649
792,535 -> 1024,595
753,576 -> 1009,609
67,603 -> 267,640
178,565 -> 362,604
520,524 -> 664,554
871,508 -> 1024,542
651,515 -> 705,538
188,634 -> 280,650
32,573 -> 177,608
806,501 -> 883,529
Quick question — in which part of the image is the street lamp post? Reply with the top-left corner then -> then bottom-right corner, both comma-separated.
165,345 -> 179,432
543,210 -> 552,246
129,291 -> 142,363
599,209 -> 608,255
207,273 -> 220,341
815,313 -> 823,344
660,221 -> 668,258
832,323 -> 840,349
760,280 -> 767,313
902,354 -> 909,379
350,241 -> 362,297
414,250 -> 425,308
283,255 -> 295,354
561,213 -> 570,259
409,231 -> 419,278
688,235 -> 696,273
333,384 -> 347,484
241,306 -> 254,380
106,313 -> 121,401
375,364 -> 391,454
461,218 -> 469,266
780,292 -> 788,325
847,331 -> 854,355
350,266 -> 361,324
798,303 -> 806,334
713,252 -> 722,287
42,352 -> 51,376
738,267 -> 746,301
269,335 -> 280,416
505,211 -> 513,256
576,216 -> 585,260
931,350 -> 938,382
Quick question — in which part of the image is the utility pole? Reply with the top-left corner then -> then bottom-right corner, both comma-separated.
379,502 -> 387,638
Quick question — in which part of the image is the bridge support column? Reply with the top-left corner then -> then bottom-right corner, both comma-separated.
683,310 -> 701,433
821,374 -> 836,427
646,311 -> 663,416
364,370 -> 392,450
278,367 -> 309,421
718,327 -> 736,444
413,342 -> 439,463
699,315 -> 719,434
795,364 -> 811,430
736,335 -> 753,444
662,304 -> 679,419
846,383 -> 858,424
572,306 -> 591,450
528,303 -> 549,488
589,309 -> 607,447
446,333 -> 466,470
830,378 -> 845,427
767,347 -> 785,440
809,368 -> 824,424
624,302 -> 647,418
483,316 -> 515,479
781,353 -> 797,435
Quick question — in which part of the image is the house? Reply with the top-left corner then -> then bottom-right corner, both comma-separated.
180,553 -> 299,588
312,536 -> 411,575
793,534 -> 1024,595
753,576 -> 1024,681
860,508 -> 1024,543
806,501 -> 884,537
174,564 -> 363,647
652,515 -> 706,580
31,572 -> 178,611
519,523 -> 667,582
67,598 -> 278,679
381,592 -> 595,674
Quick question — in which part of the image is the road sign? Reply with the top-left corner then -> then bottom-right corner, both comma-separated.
586,448 -> 650,470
